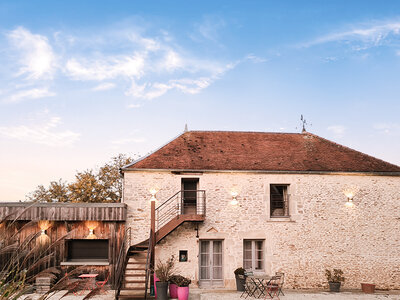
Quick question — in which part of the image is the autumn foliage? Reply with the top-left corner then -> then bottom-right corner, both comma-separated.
27,154 -> 135,203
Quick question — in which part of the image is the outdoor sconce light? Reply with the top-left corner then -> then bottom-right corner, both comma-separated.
89,229 -> 94,235
41,229 -> 46,235
344,190 -> 355,207
230,191 -> 239,205
150,188 -> 158,202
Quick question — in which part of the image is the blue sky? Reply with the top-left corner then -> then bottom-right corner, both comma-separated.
1,1 -> 400,201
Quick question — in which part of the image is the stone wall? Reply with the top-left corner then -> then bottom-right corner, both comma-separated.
123,171 -> 400,290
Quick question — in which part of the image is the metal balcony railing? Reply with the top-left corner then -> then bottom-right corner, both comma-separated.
270,193 -> 290,217
155,190 -> 206,230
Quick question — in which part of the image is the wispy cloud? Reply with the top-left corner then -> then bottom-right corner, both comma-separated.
92,82 -> 116,91
3,24 -> 240,103
192,15 -> 226,43
303,20 -> 400,50
7,27 -> 57,79
373,123 -> 400,136
327,125 -> 346,138
3,87 -> 55,103
0,112 -> 80,146
126,62 -> 236,100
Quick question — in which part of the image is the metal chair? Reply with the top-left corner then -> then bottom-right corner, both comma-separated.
264,277 -> 280,300
96,272 -> 109,293
275,272 -> 285,296
241,275 -> 257,299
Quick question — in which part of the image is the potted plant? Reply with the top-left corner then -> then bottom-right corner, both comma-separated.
155,256 -> 175,300
325,269 -> 345,292
234,267 -> 246,291
174,275 -> 191,300
169,275 -> 180,298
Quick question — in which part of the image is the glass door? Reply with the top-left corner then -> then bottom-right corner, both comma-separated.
199,240 -> 223,287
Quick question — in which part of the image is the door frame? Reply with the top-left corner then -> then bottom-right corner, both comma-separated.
198,239 -> 224,288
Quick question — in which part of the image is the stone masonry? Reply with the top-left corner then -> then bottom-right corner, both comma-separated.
123,171 -> 400,290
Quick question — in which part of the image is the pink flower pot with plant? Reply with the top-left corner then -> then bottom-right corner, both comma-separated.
169,283 -> 178,298
177,286 -> 189,300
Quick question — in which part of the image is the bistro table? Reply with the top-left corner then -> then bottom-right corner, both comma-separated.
247,275 -> 275,298
77,273 -> 98,294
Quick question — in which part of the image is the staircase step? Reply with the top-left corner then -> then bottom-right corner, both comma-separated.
124,279 -> 146,283
125,273 -> 146,277
126,268 -> 146,270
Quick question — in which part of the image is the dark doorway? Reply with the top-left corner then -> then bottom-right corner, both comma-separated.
181,178 -> 199,214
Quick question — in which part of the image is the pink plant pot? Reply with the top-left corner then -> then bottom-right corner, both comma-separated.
177,286 -> 189,300
154,273 -> 160,298
169,283 -> 178,298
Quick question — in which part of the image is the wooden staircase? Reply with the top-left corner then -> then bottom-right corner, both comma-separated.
117,242 -> 149,300
116,190 -> 206,299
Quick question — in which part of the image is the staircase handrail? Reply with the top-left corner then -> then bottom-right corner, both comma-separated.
155,190 -> 206,230
144,229 -> 154,300
114,226 -> 130,299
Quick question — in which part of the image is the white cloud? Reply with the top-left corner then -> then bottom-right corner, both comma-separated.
194,16 -> 226,42
304,21 -> 400,49
92,82 -> 116,91
327,125 -> 346,138
7,27 -> 57,79
245,54 -> 268,63
0,114 -> 80,147
126,62 -> 236,100
4,87 -> 55,103
65,53 -> 145,81
4,25 -> 239,103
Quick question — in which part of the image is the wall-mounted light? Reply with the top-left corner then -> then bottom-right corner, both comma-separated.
150,188 -> 158,202
38,220 -> 52,235
230,191 -> 239,205
344,190 -> 355,207
86,221 -> 98,239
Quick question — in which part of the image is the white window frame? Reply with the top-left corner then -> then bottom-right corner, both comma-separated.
243,240 -> 264,272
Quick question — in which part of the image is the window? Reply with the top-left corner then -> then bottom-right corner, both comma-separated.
66,239 -> 109,261
270,184 -> 289,217
243,240 -> 264,271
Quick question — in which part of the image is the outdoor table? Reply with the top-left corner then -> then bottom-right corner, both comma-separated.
77,273 -> 98,294
248,275 -> 274,298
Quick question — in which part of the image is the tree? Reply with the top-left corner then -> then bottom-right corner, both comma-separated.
27,154 -> 135,203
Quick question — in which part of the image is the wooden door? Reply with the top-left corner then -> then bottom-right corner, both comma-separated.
199,240 -> 223,287
181,178 -> 198,214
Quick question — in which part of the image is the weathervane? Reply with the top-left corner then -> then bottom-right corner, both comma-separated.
300,115 -> 308,133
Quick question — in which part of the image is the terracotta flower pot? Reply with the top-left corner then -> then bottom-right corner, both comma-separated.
361,283 -> 375,294
177,286 -> 189,300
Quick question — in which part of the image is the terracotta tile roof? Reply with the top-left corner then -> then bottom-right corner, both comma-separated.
124,131 -> 400,173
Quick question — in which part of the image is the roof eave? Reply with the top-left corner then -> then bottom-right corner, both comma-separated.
121,168 -> 400,176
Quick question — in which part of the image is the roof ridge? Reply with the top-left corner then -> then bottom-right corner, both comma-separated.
185,130 -> 303,134
306,132 -> 400,169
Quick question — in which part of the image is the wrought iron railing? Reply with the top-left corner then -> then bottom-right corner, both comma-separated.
155,190 -> 206,230
270,194 -> 290,217
114,226 -> 131,299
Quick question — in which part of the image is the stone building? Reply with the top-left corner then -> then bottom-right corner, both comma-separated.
121,130 -> 400,291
